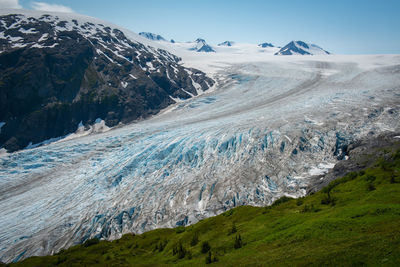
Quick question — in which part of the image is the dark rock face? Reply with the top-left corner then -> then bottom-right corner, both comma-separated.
307,132 -> 400,193
0,14 -> 214,152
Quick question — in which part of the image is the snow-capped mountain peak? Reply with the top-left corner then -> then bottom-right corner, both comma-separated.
189,38 -> 215,52
258,42 -> 274,48
218,40 -> 234,46
275,41 -> 330,55
138,32 -> 166,41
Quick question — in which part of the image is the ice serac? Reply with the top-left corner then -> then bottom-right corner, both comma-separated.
1,52 -> 400,263
0,11 -> 214,152
275,41 -> 330,55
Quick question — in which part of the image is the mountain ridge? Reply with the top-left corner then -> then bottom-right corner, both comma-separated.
0,11 -> 214,152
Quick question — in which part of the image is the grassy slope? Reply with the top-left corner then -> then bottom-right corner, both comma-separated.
10,150 -> 400,267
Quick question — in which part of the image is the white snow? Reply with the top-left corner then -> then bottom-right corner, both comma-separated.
308,163 -> 335,176
38,33 -> 49,42
7,36 -> 23,42
146,61 -> 156,71
96,48 -> 117,64
129,74 -> 137,79
31,43 -> 58,48
19,28 -> 38,34
121,81 -> 128,88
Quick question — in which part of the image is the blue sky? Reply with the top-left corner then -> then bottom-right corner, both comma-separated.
6,0 -> 400,54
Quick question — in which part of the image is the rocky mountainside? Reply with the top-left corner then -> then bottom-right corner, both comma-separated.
0,12 -> 214,152
275,41 -> 330,55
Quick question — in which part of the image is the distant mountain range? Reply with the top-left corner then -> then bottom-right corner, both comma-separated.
138,32 -> 329,55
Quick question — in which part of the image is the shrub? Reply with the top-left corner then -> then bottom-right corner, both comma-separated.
205,251 -> 212,264
83,238 -> 99,247
365,175 -> 376,182
378,158 -> 391,171
205,251 -> 218,264
173,242 -> 186,259
301,204 -> 321,213
177,243 -> 186,259
228,223 -> 237,235
234,234 -> 243,249
390,173 -> 397,183
272,196 -> 293,207
223,209 -> 234,217
190,233 -> 199,246
175,226 -> 185,234
201,241 -> 211,253
296,198 -> 304,206
321,193 -> 336,206
186,250 -> 192,259
348,172 -> 358,180
156,240 -> 168,252
367,183 -> 376,191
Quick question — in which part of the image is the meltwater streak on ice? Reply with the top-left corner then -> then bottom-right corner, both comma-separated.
1,59 -> 400,262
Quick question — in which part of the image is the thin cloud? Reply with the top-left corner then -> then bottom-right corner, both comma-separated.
0,0 -> 22,9
31,2 -> 74,13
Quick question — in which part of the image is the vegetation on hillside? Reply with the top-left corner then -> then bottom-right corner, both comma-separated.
8,149 -> 400,266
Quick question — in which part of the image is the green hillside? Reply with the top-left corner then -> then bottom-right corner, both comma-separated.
8,149 -> 400,267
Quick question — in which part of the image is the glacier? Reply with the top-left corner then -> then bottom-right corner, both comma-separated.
1,55 -> 400,262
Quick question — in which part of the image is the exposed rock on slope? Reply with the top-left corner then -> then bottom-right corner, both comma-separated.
0,13 -> 214,152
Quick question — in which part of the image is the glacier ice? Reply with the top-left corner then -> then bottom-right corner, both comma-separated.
0,57 -> 400,262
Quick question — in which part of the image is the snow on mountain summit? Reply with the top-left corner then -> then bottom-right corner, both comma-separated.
275,41 -> 330,55
258,42 -> 274,48
218,41 -> 235,47
138,32 -> 166,41
189,38 -> 215,52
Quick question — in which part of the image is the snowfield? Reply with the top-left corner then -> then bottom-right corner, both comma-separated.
1,9 -> 400,263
